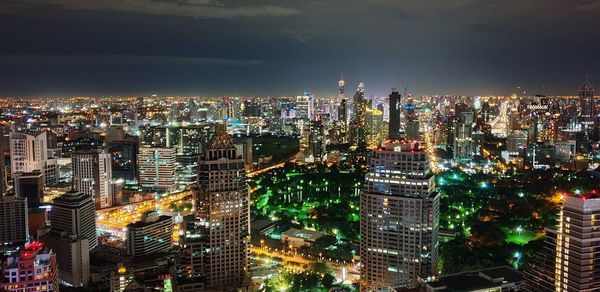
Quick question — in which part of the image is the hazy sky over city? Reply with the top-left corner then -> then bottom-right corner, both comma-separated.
2,0 -> 600,97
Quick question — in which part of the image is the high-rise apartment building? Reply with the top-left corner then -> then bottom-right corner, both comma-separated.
42,232 -> 90,287
72,148 -> 113,208
579,79 -> 595,132
126,211 -> 173,256
525,193 -> 600,291
360,141 -> 439,290
453,111 -> 474,161
13,171 -> 43,208
338,99 -> 348,124
108,139 -> 139,183
349,82 -> 368,146
9,131 -> 58,186
308,120 -> 326,163
405,98 -> 420,141
389,90 -> 402,140
138,147 -> 177,192
366,107 -> 384,147
1,241 -> 59,292
0,194 -> 28,246
195,124 -> 249,289
51,189 -> 98,250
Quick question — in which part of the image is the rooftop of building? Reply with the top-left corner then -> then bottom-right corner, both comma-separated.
427,266 -> 523,291
53,189 -> 92,205
376,139 -> 424,153
4,241 -> 54,269
281,227 -> 326,241
206,123 -> 236,150
126,212 -> 172,228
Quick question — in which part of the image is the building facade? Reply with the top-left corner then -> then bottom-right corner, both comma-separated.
525,193 -> 600,291
42,232 -> 90,287
360,141 -> 439,290
9,131 -> 58,186
138,147 -> 177,192
72,149 -> 113,208
453,111 -> 475,161
389,90 -> 402,140
195,124 -> 250,289
51,189 -> 98,250
126,211 -> 173,256
0,195 -> 28,246
1,241 -> 59,292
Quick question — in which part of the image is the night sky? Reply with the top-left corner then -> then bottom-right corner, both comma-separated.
2,0 -> 600,97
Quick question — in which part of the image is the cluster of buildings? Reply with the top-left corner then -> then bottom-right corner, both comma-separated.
0,95 -> 252,291
1,75 -> 600,291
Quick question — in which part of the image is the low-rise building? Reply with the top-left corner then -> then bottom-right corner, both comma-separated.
425,266 -> 523,292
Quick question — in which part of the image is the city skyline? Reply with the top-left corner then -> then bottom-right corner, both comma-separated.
2,1 -> 600,97
2,1 -> 600,291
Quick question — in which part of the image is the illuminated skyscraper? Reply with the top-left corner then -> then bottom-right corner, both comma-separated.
389,90 -> 402,140
579,79 -> 595,129
453,111 -> 474,161
196,124 -> 249,289
405,98 -> 420,140
349,82 -> 368,146
126,211 -> 173,256
308,120 -> 326,163
51,189 -> 98,250
360,141 -> 439,290
338,72 -> 345,98
525,193 -> 600,291
366,107 -> 384,146
9,131 -> 58,186
138,147 -> 177,192
338,99 -> 348,124
72,149 -> 113,208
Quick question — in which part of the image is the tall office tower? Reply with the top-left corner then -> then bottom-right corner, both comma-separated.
108,139 -> 139,183
308,120 -> 326,163
579,79 -> 595,134
51,189 -> 98,250
338,72 -> 345,98
338,99 -> 348,124
349,82 -> 368,146
138,147 -> 177,192
0,241 -> 59,292
9,131 -> 58,186
72,148 -> 113,208
196,124 -> 249,289
0,145 -> 5,195
389,90 -> 403,140
296,94 -> 312,120
360,141 -> 439,290
366,107 -> 384,147
525,193 -> 600,291
13,171 -> 43,208
0,195 -> 28,246
42,233 -> 90,287
126,211 -> 173,256
405,98 -> 420,140
453,111 -> 475,161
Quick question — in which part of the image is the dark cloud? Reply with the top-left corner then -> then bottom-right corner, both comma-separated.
0,54 -> 265,66
1,0 -> 600,97
0,0 -> 299,18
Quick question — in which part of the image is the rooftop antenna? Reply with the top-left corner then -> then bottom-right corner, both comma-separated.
400,80 -> 409,97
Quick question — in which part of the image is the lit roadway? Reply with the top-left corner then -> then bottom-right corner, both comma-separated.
247,152 -> 298,178
422,114 -> 440,174
96,190 -> 193,232
251,246 -> 360,284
